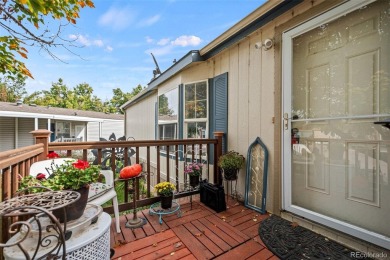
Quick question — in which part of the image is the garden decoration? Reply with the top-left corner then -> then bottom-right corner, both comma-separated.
245,137 -> 269,214
119,164 -> 142,179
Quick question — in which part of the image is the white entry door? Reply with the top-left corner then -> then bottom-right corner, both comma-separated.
282,0 -> 390,249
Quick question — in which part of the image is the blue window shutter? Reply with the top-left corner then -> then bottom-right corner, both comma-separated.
209,72 -> 228,163
213,72 -> 228,153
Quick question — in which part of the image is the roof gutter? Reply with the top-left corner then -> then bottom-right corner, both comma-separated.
201,0 -> 303,59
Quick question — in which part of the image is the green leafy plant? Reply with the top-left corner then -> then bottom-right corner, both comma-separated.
19,154 -> 101,192
218,151 -> 245,171
154,182 -> 175,196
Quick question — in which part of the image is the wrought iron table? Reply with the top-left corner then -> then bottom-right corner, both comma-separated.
3,210 -> 110,260
0,190 -> 80,259
149,201 -> 181,224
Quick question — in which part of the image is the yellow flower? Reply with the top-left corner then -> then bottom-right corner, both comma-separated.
154,181 -> 175,196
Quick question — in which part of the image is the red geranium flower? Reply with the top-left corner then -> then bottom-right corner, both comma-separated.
47,152 -> 60,159
72,160 -> 90,170
36,173 -> 46,180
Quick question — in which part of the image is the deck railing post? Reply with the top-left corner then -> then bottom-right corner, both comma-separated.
30,129 -> 51,161
214,131 -> 224,185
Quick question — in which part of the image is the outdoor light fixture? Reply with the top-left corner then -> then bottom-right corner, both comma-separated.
255,39 -> 274,51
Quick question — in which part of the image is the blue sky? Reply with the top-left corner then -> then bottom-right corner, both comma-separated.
24,0 -> 265,101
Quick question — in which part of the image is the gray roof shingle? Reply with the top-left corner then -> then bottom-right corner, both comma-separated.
0,101 -> 123,120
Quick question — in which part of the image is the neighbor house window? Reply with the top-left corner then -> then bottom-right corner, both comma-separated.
184,81 -> 208,139
158,88 -> 178,151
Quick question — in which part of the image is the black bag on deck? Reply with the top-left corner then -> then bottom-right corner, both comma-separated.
200,180 -> 226,213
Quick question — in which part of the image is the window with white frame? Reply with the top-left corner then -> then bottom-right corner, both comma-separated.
184,81 -> 208,139
158,88 -> 178,150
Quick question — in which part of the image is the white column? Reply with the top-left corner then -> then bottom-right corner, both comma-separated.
47,118 -> 51,130
34,117 -> 38,130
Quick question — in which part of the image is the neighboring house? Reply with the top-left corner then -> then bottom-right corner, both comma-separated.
0,101 -> 124,152
122,0 -> 390,252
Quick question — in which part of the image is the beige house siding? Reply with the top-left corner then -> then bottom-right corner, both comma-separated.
123,0 -> 390,253
125,92 -> 156,141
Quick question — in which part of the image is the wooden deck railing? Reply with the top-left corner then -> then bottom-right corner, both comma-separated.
0,130 -> 224,244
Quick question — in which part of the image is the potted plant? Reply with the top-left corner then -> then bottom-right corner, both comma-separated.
154,181 -> 176,209
19,152 -> 101,222
184,161 -> 203,188
218,151 -> 245,180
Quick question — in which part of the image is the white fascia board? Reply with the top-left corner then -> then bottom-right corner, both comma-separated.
0,111 -> 115,123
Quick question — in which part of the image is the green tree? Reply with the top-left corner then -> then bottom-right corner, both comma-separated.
0,76 -> 27,102
24,78 -> 72,108
24,80 -> 144,114
107,84 -> 144,113
0,0 -> 95,81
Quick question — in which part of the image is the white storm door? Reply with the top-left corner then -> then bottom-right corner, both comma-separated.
282,0 -> 390,249
75,125 -> 85,141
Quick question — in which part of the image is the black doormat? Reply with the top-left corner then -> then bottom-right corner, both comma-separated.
259,215 -> 370,260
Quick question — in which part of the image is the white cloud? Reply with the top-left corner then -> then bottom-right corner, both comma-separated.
145,36 -> 154,44
171,35 -> 202,47
146,45 -> 174,56
68,34 -> 111,52
105,46 -> 113,52
157,38 -> 170,46
93,39 -> 104,47
145,35 -> 203,57
137,14 -> 161,27
98,6 -> 136,31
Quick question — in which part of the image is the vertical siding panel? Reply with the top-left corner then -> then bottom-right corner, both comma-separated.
220,51 -> 230,74
228,45 -> 239,151
261,27 -> 276,214
248,33 -> 263,141
237,40 -> 250,154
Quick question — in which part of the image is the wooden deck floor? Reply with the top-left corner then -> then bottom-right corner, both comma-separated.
109,196 -> 278,260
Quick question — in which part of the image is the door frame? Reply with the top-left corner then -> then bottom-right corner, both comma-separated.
281,0 -> 389,249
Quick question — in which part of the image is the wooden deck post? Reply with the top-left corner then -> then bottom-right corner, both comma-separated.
214,131 -> 224,186
30,129 -> 51,161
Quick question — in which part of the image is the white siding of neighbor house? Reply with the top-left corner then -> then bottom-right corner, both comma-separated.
17,118 -> 35,148
125,93 -> 157,166
101,121 -> 124,140
125,93 -> 157,141
87,121 -> 100,141
0,117 -> 15,152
